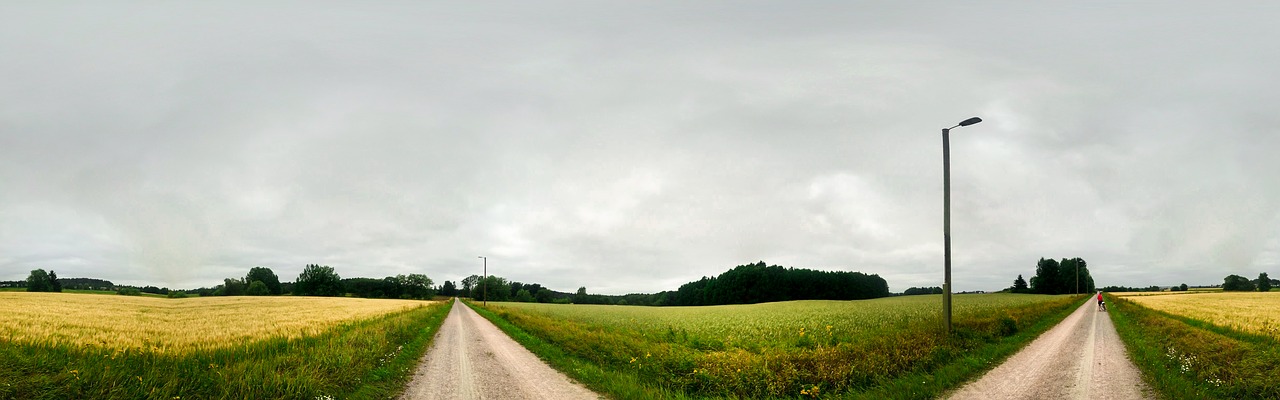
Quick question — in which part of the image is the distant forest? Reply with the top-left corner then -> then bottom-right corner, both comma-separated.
479,262 -> 891,306
662,262 -> 890,306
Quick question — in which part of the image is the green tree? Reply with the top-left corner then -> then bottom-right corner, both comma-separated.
48,270 -> 62,292
515,289 -> 533,302
246,280 -> 270,296
1057,258 -> 1094,294
460,275 -> 480,298
25,269 -> 52,292
440,280 -> 457,297
1013,274 -> 1029,293
402,273 -> 435,299
294,264 -> 343,296
1179,283 -> 1189,291
245,267 -> 282,295
1030,258 -> 1061,294
1258,272 -> 1272,292
222,278 -> 246,296
1223,274 -> 1254,291
535,288 -> 554,303
477,276 -> 510,302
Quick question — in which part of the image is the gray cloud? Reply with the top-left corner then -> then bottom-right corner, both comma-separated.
2,2 -> 1278,293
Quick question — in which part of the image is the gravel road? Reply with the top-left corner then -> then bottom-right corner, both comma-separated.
399,299 -> 600,400
947,298 -> 1154,400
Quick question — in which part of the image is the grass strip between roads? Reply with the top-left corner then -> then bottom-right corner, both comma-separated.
467,296 -> 1085,399
0,300 -> 451,400
1109,294 -> 1280,399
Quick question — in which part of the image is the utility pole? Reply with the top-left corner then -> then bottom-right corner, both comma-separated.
478,256 -> 487,306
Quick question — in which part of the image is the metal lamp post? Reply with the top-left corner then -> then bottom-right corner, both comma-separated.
943,116 -> 982,334
478,256 -> 487,306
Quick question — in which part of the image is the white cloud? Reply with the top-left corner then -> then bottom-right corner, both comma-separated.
2,2 -> 1279,293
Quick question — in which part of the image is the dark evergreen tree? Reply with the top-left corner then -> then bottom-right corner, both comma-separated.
1013,274 -> 1029,293
47,270 -> 62,292
1258,272 -> 1272,292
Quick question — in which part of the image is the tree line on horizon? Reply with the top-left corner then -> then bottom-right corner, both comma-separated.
11,262 -> 903,306
1005,257 -> 1095,295
433,262 -> 891,306
9,265 -> 437,300
1222,272 -> 1274,292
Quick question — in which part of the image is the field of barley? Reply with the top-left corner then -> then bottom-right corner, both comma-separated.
0,291 -> 450,399
0,292 -> 429,353
475,293 -> 1083,399
1114,291 -> 1280,338
1109,291 -> 1280,398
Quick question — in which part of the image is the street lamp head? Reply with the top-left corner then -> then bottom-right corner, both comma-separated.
958,117 -> 982,127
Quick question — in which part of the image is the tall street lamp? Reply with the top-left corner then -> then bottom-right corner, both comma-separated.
943,116 -> 982,334
478,256 -> 487,306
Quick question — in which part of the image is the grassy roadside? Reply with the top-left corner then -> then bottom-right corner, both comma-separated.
1108,294 -> 1280,399
0,300 -> 451,399
466,296 -> 1085,399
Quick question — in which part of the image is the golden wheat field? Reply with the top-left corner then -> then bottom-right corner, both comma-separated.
0,292 -> 435,354
1116,291 -> 1280,338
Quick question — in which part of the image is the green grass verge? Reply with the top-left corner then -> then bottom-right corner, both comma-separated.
1108,295 -> 1280,399
0,301 -> 451,399
466,296 -> 1085,399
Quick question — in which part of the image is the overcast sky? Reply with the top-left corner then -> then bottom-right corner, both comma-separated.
2,2 -> 1278,294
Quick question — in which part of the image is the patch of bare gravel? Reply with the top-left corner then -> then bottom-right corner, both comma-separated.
400,299 -> 601,400
946,299 -> 1154,400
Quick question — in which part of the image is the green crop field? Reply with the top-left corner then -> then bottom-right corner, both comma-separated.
473,293 -> 1084,399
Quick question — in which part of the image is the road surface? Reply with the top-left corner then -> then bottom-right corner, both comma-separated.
947,298 -> 1154,399
400,299 -> 600,400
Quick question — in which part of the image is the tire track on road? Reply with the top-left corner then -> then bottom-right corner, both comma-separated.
400,299 -> 599,400
947,298 -> 1153,400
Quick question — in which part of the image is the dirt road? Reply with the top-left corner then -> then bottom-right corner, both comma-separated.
947,298 -> 1153,400
399,299 -> 600,400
